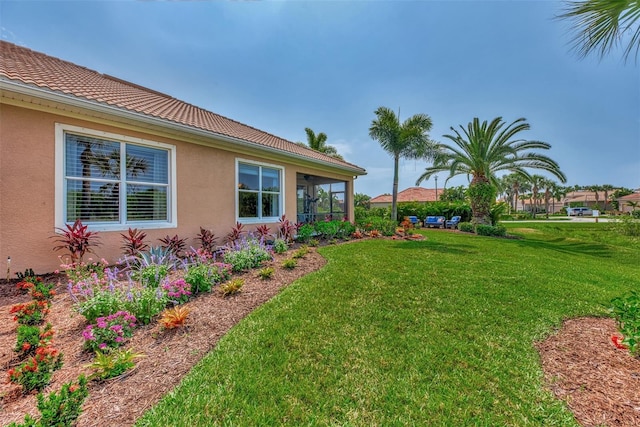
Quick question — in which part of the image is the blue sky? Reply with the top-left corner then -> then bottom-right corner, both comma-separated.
1,0 -> 638,197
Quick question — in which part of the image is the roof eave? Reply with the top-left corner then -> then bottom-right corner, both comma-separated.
0,78 -> 367,176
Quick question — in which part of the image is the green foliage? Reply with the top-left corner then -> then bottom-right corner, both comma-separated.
136,264 -> 169,289
75,289 -> 123,323
15,324 -> 52,358
83,311 -> 136,352
314,220 -> 341,240
458,222 -> 475,233
258,267 -> 275,280
8,346 -> 63,393
467,180 -> 496,224
86,349 -> 144,380
123,287 -> 167,325
356,217 -> 397,236
439,185 -> 467,202
9,376 -> 89,427
281,258 -> 297,270
223,238 -> 273,272
609,215 -> 640,238
292,246 -> 310,259
309,239 -> 320,247
16,268 -> 36,281
220,278 -> 244,296
184,264 -> 214,293
611,292 -> 640,355
475,224 -> 507,237
272,238 -> 289,254
489,202 -> 509,226
295,224 -> 314,243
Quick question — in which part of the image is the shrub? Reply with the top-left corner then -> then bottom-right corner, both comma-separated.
292,246 -> 310,259
86,350 -> 144,381
17,277 -> 56,302
63,259 -> 108,288
357,217 -> 397,236
16,268 -> 36,281
8,346 -> 63,392
197,227 -> 218,255
258,267 -> 275,280
336,221 -> 356,239
121,228 -> 149,258
184,264 -> 216,294
255,224 -> 272,240
223,237 -> 273,272
74,288 -> 123,323
123,287 -> 167,325
159,306 -> 190,329
226,222 -> 245,244
609,215 -> 640,238
476,224 -> 507,237
10,300 -> 50,326
296,224 -> 315,243
314,220 -> 341,240
162,278 -> 192,304
159,234 -> 187,257
9,376 -> 89,427
611,291 -> 640,356
82,311 -> 137,352
136,264 -> 169,289
220,278 -> 244,296
272,238 -> 288,254
458,222 -> 475,233
278,215 -> 296,243
15,323 -> 54,359
52,219 -> 100,263
309,238 -> 320,247
281,259 -> 297,270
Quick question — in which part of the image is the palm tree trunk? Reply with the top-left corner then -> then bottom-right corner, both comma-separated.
468,175 -> 494,225
391,154 -> 399,222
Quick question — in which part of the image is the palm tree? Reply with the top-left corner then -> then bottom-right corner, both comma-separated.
369,106 -> 436,221
416,117 -> 566,225
558,0 -> 640,62
601,184 -> 615,211
304,128 -> 343,160
588,184 -> 603,210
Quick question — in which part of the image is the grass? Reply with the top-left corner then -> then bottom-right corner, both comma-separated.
137,223 -> 640,426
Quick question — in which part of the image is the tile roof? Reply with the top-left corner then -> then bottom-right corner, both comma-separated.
370,187 -> 438,203
617,192 -> 640,201
0,41 -> 365,174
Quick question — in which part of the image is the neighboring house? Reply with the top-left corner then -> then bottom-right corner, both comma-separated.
370,187 -> 438,209
0,41 -> 366,273
617,192 -> 640,214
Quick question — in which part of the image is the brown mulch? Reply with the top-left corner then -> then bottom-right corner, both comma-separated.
0,249 -> 326,426
537,317 -> 640,426
2,246 -> 639,426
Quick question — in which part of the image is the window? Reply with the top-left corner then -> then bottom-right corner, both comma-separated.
56,124 -> 176,230
237,160 -> 283,222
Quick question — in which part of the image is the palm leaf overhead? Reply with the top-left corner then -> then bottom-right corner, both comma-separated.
559,0 -> 640,61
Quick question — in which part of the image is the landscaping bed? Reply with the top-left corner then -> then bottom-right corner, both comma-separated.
0,249 -> 326,426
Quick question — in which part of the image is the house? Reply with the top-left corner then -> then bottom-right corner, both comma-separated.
0,41 -> 366,273
370,187 -> 438,209
616,192 -> 640,214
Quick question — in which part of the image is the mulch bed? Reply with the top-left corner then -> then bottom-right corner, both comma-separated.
537,317 -> 640,426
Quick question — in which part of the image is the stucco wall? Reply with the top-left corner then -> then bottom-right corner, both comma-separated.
1,102 -> 357,274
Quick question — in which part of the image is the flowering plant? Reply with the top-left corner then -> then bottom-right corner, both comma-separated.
18,277 -> 57,302
162,278 -> 191,304
15,323 -> 54,358
612,335 -> 629,350
10,300 -> 50,325
82,311 -> 136,352
8,345 -> 64,392
63,258 -> 109,287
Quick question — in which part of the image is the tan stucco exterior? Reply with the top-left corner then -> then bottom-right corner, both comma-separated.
1,94 -> 360,274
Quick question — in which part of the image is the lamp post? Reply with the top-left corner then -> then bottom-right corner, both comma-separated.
434,175 -> 438,200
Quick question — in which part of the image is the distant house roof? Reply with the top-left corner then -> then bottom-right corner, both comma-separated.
563,190 -> 615,203
617,192 -> 640,202
370,187 -> 438,204
0,40 -> 365,175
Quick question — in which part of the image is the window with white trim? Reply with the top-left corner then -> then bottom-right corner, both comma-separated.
237,161 -> 283,222
56,124 -> 176,230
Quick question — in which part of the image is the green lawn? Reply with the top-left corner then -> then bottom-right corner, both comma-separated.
137,223 -> 640,426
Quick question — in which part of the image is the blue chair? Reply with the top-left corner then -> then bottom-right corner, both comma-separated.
445,216 -> 461,229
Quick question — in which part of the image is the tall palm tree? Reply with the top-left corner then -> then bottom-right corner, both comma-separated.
558,0 -> 640,62
529,174 -> 548,218
304,128 -> 343,160
369,106 -> 436,221
601,184 -> 615,211
416,117 -> 566,224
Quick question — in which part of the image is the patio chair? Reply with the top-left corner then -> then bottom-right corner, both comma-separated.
445,216 -> 461,229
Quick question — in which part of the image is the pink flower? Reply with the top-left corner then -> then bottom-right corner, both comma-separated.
98,343 -> 107,350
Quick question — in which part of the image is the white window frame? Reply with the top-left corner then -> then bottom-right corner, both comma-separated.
235,158 -> 285,224
55,123 -> 177,231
